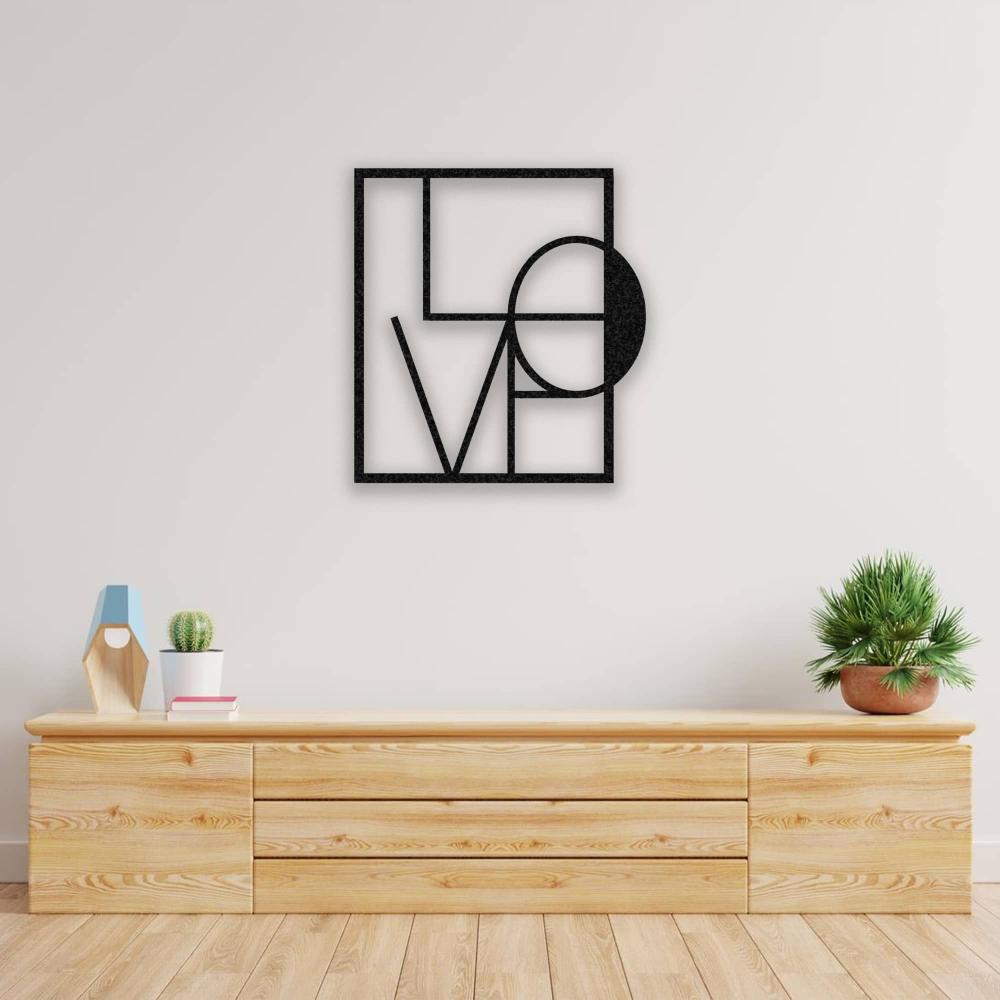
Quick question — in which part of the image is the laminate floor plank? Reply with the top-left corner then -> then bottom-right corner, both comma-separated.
395,914 -> 477,1000
235,914 -> 348,1000
544,914 -> 631,1000
934,904 -> 1000,974
475,914 -> 552,1000
158,914 -> 283,999
806,914 -> 946,1000
317,914 -> 413,1000
0,914 -> 91,995
5,894 -> 1000,1000
609,914 -> 709,1000
84,914 -> 220,1000
0,886 -> 29,939
2,914 -> 150,1000
975,886 -> 1000,920
870,913 -> 1000,1000
675,914 -> 788,1000
0,899 -> 29,946
738,914 -> 866,1000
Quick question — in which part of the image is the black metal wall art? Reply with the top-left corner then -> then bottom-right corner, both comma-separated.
354,168 -> 645,483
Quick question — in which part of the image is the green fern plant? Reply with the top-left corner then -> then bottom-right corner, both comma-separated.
169,610 -> 215,652
807,553 -> 977,695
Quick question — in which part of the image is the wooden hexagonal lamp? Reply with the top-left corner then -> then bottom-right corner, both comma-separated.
82,585 -> 149,713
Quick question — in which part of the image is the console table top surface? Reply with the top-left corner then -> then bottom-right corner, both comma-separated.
25,709 -> 975,740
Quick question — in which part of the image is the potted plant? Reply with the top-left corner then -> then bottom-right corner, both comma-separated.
807,552 -> 977,714
160,610 -> 224,708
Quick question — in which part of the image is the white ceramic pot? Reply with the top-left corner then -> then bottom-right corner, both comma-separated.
160,650 -> 224,708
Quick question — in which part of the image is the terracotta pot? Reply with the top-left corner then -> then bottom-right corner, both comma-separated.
839,664 -> 939,714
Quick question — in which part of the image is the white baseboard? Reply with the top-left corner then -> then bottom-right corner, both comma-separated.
0,842 -> 27,883
1,839 -> 998,886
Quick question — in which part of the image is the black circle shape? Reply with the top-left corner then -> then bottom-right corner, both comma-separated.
505,236 -> 646,398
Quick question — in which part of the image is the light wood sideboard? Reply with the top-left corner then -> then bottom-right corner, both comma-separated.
24,710 -> 973,914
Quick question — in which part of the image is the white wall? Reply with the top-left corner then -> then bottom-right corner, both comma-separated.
2,0 -> 998,879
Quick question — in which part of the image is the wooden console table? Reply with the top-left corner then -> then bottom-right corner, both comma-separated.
24,710 -> 973,914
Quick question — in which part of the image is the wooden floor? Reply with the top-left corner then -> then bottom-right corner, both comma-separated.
2,885 -> 1000,999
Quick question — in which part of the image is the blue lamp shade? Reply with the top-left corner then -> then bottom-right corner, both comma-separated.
82,585 -> 149,713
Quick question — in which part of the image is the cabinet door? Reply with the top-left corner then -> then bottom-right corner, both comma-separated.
30,742 -> 252,913
749,742 -> 971,912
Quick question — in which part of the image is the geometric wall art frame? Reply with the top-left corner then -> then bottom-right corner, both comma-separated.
354,168 -> 646,483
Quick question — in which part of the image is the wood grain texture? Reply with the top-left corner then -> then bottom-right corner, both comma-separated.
5,899 -> 1000,999
29,742 -> 253,913
2,914 -> 150,1000
254,799 -> 748,858
254,858 -> 748,913
396,914 -> 476,1000
0,913 -> 90,994
0,889 -> 28,947
675,914 -> 789,1000
545,914 -> 631,1000
253,741 -> 747,799
237,914 -> 349,1000
806,914 -> 947,1000
870,913 -> 1000,999
609,914 -> 710,999
318,914 -> 414,1000
934,904 -> 1000,974
749,742 -> 971,912
475,914 -> 553,1000
158,913 -> 283,999
25,708 -> 975,740
83,629 -> 147,713
83,914 -> 221,999
0,882 -> 28,914
739,914 -> 866,999
976,884 -> 1000,919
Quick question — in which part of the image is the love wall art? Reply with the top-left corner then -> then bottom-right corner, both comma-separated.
354,168 -> 646,484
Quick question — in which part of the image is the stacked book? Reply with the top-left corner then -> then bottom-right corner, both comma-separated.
167,696 -> 239,721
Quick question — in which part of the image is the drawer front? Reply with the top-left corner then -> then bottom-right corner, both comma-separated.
254,859 -> 748,913
253,742 -> 748,799
254,800 -> 748,858
29,742 -> 253,913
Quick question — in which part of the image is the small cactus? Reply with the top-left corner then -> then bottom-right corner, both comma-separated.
169,610 -> 215,652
